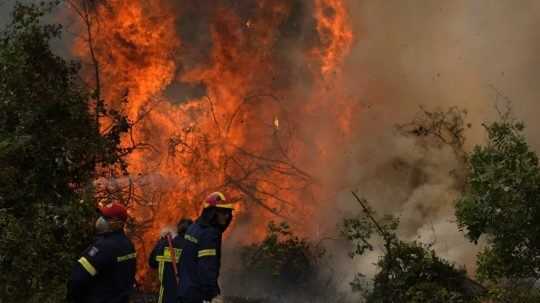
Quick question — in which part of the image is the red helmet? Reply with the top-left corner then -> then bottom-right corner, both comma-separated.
203,192 -> 234,210
99,203 -> 128,222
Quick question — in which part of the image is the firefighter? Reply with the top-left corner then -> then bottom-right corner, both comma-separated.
177,192 -> 234,303
149,218 -> 193,303
67,203 -> 136,303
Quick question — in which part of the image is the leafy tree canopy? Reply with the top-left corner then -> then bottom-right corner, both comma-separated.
0,2 -> 126,302
456,118 -> 540,282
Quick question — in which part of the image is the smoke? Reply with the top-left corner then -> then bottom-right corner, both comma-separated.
343,0 -> 540,145
304,0 -> 540,293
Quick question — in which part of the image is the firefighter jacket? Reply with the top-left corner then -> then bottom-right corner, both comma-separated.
67,230 -> 136,303
177,220 -> 222,302
149,234 -> 187,303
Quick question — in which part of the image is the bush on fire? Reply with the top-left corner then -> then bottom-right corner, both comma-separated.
0,3 -> 125,302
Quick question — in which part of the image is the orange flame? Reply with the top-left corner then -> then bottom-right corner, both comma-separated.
72,0 -> 354,288
312,0 -> 354,76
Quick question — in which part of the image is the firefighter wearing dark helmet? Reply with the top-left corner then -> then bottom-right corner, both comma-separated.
177,192 -> 234,303
149,218 -> 193,303
67,203 -> 136,303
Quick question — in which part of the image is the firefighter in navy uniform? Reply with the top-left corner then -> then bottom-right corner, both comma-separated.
67,203 -> 136,303
177,192 -> 234,303
149,218 -> 193,303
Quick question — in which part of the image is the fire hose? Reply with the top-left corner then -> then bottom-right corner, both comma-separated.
166,233 -> 180,286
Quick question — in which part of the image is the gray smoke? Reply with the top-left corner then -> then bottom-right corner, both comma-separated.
309,0 -> 540,294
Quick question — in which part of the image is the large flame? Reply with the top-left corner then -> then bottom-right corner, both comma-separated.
72,0 -> 354,287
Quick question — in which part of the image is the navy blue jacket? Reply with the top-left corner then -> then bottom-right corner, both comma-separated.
149,234 -> 187,303
177,220 -> 222,302
67,231 -> 136,303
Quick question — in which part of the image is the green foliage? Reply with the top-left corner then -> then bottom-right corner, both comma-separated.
343,196 -> 482,303
367,241 -> 477,303
0,3 -> 126,302
483,284 -> 540,303
455,119 -> 540,281
0,202 -> 95,302
240,221 -> 324,290
224,221 -> 349,302
342,211 -> 398,258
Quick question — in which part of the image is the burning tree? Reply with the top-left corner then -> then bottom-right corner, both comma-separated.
66,0 -> 356,287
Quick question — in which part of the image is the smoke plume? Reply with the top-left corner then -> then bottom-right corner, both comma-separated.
313,0 -> 540,292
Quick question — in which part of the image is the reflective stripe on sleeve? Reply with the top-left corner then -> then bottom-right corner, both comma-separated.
198,249 -> 217,258
78,257 -> 97,276
117,252 -> 137,262
185,234 -> 198,244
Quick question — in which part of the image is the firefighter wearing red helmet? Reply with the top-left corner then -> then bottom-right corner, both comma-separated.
177,192 -> 234,303
67,203 -> 136,303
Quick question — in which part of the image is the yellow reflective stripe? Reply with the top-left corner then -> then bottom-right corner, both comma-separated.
156,248 -> 181,263
117,252 -> 137,262
156,256 -> 170,262
203,202 -> 235,209
78,257 -> 97,276
156,256 -> 180,262
198,249 -> 217,258
185,234 -> 198,244
158,286 -> 164,303
158,260 -> 164,283
155,246 -> 182,303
